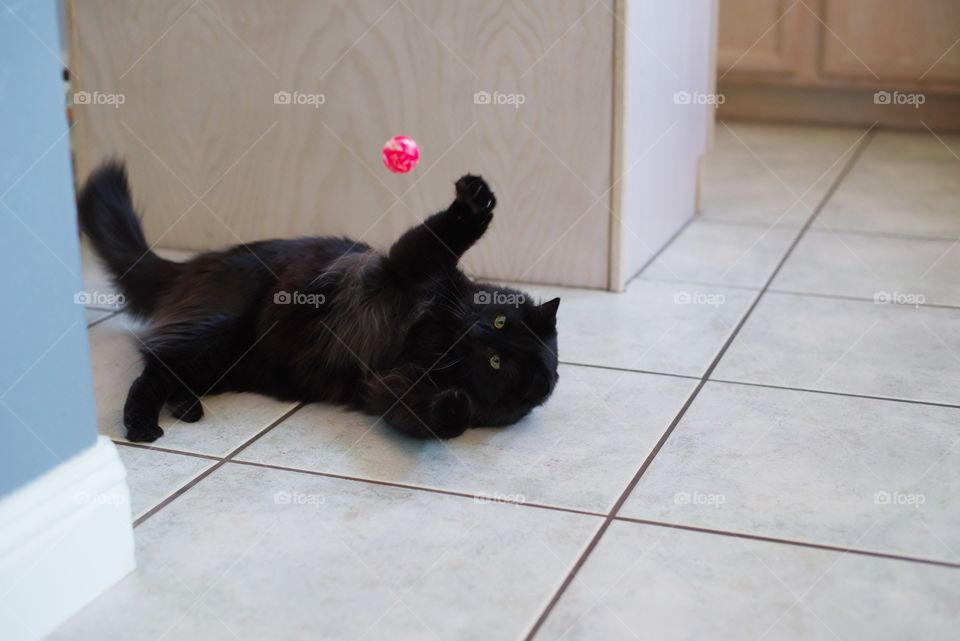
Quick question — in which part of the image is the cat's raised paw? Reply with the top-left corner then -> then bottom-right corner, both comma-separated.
455,174 -> 496,218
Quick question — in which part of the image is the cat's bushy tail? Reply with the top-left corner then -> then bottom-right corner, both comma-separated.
78,161 -> 182,317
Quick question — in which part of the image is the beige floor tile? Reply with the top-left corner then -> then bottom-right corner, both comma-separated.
237,364 -> 698,512
537,520 -> 960,641
50,463 -> 600,641
623,382 -> 960,563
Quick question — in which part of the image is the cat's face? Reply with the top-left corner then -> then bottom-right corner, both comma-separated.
458,291 -> 560,426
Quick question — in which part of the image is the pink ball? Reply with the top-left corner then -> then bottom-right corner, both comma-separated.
382,135 -> 420,174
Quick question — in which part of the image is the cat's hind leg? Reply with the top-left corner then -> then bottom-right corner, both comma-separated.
123,359 -> 176,442
126,314 -> 240,439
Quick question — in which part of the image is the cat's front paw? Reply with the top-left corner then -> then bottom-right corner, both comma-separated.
455,174 -> 496,220
429,388 -> 471,439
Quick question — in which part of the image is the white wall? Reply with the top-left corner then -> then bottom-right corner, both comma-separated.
613,0 -> 716,290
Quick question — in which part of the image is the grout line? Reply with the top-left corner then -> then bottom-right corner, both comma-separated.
521,126 -> 879,641
637,274 -> 763,292
112,439 -> 222,462
558,360 -> 701,381
708,378 -> 960,410
225,458 -> 607,519
132,402 -> 306,528
627,280 -> 960,312
692,216 -> 803,231
132,462 -> 225,528
119,423 -> 960,569
613,517 -> 960,570
113,369 -> 960,494
703,215 -> 960,245
803,225 -> 960,244
86,308 -> 121,328
765,288 -> 960,312
533,272 -> 960,313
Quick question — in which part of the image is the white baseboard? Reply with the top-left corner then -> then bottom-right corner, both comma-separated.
0,436 -> 135,641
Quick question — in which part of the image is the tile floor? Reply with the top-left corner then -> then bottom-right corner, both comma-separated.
53,124 -> 960,640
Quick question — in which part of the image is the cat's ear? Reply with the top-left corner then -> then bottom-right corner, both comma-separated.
531,297 -> 560,335
539,297 -> 560,319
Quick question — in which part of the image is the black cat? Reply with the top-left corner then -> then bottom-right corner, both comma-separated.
78,163 -> 560,442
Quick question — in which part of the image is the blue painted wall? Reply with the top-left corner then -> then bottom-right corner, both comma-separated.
0,0 -> 99,496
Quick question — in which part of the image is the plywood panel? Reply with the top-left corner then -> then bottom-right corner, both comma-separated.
70,0 -> 612,288
820,0 -> 960,87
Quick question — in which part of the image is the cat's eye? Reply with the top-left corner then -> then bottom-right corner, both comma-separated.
489,354 -> 501,370
493,314 -> 506,329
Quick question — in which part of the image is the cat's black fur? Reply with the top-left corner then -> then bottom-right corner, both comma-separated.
78,162 -> 560,442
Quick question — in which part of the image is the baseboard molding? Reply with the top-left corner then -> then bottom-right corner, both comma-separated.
0,436 -> 135,641
717,83 -> 960,131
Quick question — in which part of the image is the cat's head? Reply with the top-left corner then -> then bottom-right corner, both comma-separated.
456,287 -> 560,426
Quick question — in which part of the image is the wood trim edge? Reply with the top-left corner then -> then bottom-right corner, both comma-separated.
607,0 -> 627,292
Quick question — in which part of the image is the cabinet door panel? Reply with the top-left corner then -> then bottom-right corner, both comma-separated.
718,0 -> 802,76
820,0 -> 960,86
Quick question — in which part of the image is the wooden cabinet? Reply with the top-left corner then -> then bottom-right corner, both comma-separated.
717,0 -> 960,128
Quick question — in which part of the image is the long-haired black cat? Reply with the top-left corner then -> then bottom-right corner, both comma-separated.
79,162 -> 560,442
